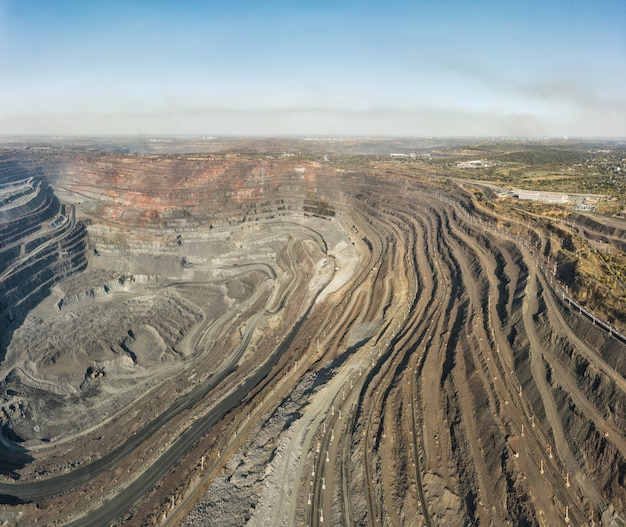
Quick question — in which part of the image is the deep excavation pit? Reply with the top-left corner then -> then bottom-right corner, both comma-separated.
0,147 -> 624,527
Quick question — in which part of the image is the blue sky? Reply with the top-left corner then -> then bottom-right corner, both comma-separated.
1,0 -> 625,136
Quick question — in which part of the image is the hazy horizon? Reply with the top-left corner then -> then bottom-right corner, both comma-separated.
2,0 -> 625,137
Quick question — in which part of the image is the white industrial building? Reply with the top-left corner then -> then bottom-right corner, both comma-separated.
515,190 -> 570,204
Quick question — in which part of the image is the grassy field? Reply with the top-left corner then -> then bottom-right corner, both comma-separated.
436,140 -> 626,202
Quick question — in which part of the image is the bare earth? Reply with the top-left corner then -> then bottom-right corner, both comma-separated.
0,148 -> 624,527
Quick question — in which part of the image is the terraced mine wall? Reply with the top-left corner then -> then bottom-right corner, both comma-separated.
0,150 -> 624,527
0,156 -> 87,356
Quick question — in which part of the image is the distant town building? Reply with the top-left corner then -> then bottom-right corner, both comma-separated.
457,160 -> 489,168
389,153 -> 430,159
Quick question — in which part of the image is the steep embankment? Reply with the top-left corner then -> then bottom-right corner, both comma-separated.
0,156 -> 87,472
0,156 -> 87,356
0,152 -> 353,449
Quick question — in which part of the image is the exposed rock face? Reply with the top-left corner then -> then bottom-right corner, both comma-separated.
52,153 -> 339,227
0,156 -> 87,358
0,152 -> 350,442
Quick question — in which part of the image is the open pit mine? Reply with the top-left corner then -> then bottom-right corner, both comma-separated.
0,146 -> 625,527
